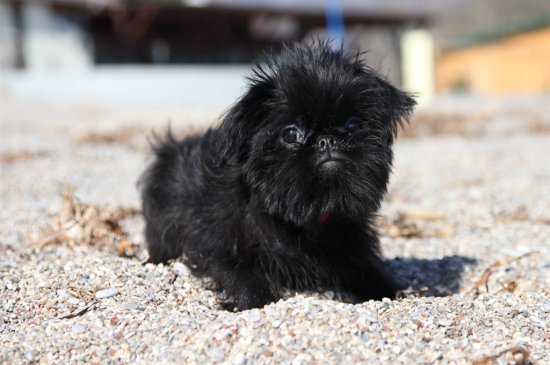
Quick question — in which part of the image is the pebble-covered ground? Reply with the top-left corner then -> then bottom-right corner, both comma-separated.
1,95 -> 549,364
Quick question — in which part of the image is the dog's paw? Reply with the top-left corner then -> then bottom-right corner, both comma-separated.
219,287 -> 279,311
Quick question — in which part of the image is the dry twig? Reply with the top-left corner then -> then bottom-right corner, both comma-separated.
472,344 -> 530,365
58,301 -> 97,320
378,209 -> 454,239
469,251 -> 539,297
34,187 -> 141,256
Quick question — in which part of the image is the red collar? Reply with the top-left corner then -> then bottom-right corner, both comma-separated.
320,213 -> 330,223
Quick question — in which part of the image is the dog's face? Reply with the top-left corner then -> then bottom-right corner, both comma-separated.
219,43 -> 415,226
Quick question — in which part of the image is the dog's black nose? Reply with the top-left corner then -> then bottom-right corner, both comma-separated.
317,136 -> 338,152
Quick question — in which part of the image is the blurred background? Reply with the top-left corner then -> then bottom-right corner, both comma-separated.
0,0 -> 548,109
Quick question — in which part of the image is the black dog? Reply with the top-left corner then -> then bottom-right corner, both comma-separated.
140,41 -> 415,310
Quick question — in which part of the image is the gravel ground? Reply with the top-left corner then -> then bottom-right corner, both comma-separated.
1,95 -> 549,364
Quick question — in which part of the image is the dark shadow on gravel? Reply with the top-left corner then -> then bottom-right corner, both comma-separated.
387,255 -> 478,297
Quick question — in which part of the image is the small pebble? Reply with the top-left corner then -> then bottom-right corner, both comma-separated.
209,347 -> 224,361
72,324 -> 86,334
245,311 -> 261,323
429,352 -> 443,363
95,288 -> 119,299
361,312 -> 379,323
232,352 -> 246,364
173,262 -> 190,275
25,350 -> 37,361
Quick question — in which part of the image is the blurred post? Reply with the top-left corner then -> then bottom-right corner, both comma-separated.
9,0 -> 26,69
325,0 -> 345,48
402,29 -> 435,105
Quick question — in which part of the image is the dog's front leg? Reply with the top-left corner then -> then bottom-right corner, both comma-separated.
213,262 -> 281,311
340,259 -> 401,302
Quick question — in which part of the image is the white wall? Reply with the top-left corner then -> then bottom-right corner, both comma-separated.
23,3 -> 92,72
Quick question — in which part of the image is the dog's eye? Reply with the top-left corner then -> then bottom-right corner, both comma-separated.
345,117 -> 360,131
282,127 -> 304,144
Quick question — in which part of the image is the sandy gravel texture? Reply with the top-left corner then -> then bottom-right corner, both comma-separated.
1,95 -> 549,364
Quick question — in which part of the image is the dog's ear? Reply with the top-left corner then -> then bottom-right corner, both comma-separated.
216,65 -> 276,165
374,76 -> 416,138
355,65 -> 415,140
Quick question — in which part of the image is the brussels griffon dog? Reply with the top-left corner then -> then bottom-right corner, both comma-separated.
140,41 -> 415,310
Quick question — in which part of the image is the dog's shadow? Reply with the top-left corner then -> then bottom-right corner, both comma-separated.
386,255 -> 477,297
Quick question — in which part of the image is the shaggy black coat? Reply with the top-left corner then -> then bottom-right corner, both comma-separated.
140,41 -> 415,310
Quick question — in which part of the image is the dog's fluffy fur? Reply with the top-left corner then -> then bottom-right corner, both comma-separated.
140,41 -> 415,310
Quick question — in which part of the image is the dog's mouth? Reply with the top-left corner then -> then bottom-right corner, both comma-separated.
316,155 -> 346,168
